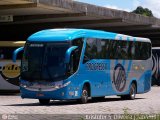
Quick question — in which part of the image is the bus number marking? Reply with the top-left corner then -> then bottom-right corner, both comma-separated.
86,63 -> 107,71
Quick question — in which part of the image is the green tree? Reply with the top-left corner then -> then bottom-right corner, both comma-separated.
132,6 -> 154,17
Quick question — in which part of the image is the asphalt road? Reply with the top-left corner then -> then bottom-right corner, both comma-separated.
0,87 -> 160,119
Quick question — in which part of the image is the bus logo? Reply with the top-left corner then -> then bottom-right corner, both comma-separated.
113,63 -> 126,92
0,63 -> 20,86
1,63 -> 20,78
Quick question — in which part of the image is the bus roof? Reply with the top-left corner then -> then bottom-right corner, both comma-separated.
28,28 -> 151,43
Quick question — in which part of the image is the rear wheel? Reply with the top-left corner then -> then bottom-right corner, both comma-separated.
121,83 -> 136,100
79,85 -> 89,104
129,83 -> 136,100
39,99 -> 50,105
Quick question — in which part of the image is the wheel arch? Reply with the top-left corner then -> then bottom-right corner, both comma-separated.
130,79 -> 137,93
82,81 -> 91,97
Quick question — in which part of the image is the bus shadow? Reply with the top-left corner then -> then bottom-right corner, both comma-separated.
3,97 -> 145,107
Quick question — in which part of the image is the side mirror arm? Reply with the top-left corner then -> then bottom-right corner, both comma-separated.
65,46 -> 78,64
12,47 -> 24,63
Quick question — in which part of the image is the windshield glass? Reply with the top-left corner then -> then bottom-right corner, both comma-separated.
21,42 -> 70,81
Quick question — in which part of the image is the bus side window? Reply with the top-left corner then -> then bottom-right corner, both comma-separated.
71,38 -> 83,73
140,42 -> 151,60
83,38 -> 103,62
120,41 -> 129,59
68,49 -> 79,74
83,38 -> 95,63
128,41 -> 135,59
109,40 -> 119,59
130,41 -> 151,60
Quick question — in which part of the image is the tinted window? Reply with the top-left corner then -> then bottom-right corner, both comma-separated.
21,42 -> 70,81
134,42 -> 151,60
70,38 -> 83,73
84,38 -> 107,61
110,40 -> 129,59
83,38 -> 151,63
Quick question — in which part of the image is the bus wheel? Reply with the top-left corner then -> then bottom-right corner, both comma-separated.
128,83 -> 136,100
39,99 -> 50,105
79,85 -> 89,104
121,83 -> 136,100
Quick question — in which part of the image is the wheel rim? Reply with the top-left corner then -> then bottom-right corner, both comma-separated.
130,85 -> 136,98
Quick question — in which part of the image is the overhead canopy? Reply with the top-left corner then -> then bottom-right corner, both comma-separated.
0,0 -> 160,46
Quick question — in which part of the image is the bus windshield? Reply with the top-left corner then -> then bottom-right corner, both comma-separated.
21,42 -> 70,81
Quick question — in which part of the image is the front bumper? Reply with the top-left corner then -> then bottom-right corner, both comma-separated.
20,86 -> 71,100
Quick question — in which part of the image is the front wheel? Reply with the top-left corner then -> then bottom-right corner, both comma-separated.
78,85 -> 89,104
39,99 -> 50,105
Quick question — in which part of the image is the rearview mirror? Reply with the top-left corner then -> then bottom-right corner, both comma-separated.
13,47 -> 24,62
65,46 -> 78,63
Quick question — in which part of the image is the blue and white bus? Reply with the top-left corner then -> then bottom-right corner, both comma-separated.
13,29 -> 152,104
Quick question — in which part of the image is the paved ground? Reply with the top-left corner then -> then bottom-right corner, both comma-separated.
0,87 -> 160,119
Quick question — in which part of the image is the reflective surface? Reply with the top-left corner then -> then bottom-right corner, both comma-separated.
21,42 -> 70,81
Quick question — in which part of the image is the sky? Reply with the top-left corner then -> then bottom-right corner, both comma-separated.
74,0 -> 160,18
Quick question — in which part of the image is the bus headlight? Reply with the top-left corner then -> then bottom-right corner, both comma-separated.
53,81 -> 71,89
55,85 -> 61,89
63,81 -> 71,87
20,83 -> 28,88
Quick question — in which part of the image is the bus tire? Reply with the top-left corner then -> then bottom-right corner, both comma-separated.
39,99 -> 50,105
128,83 -> 136,100
79,85 -> 89,104
121,83 -> 136,100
